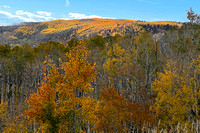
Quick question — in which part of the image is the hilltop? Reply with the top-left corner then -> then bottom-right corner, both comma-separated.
0,18 -> 181,45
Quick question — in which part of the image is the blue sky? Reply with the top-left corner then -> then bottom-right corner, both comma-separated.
0,0 -> 199,26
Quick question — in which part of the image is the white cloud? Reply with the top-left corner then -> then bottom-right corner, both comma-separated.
37,11 -> 51,16
3,5 -> 10,8
68,13 -> 111,19
16,10 -> 55,21
66,0 -> 70,6
0,11 -> 34,22
0,10 -> 55,23
0,9 -> 113,25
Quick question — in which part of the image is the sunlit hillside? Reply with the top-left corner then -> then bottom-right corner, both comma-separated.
0,18 -> 181,45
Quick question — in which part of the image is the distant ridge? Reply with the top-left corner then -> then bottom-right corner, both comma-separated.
0,18 -> 182,45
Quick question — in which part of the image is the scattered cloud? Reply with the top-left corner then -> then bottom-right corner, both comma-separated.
0,9 -> 113,25
68,12 -> 112,19
37,11 -> 51,17
0,10 -> 55,23
16,10 -> 55,21
66,0 -> 70,6
0,11 -> 33,22
3,5 -> 10,8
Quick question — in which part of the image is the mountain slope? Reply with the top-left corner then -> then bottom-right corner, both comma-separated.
0,18 -> 181,45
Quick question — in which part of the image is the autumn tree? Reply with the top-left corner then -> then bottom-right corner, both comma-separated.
103,43 -> 133,90
25,41 -> 97,132
152,61 -> 200,129
95,87 -> 155,132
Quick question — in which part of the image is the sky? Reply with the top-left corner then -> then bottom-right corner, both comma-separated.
0,0 -> 199,26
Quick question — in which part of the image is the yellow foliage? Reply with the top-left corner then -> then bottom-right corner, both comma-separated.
14,18 -> 181,37
25,41 -> 97,132
15,26 -> 36,35
0,102 -> 8,123
103,43 -> 132,78
146,21 -> 182,26
153,61 -> 197,126
0,102 -> 29,132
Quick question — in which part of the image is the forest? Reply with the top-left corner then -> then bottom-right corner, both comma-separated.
0,9 -> 200,133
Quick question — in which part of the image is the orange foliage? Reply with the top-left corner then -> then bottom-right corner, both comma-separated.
25,60 -> 59,122
15,18 -> 181,37
25,41 -> 97,132
95,88 -> 155,132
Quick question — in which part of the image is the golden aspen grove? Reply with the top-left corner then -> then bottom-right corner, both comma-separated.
1,7 -> 200,133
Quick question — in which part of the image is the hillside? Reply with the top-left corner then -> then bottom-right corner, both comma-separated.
0,18 -> 181,45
